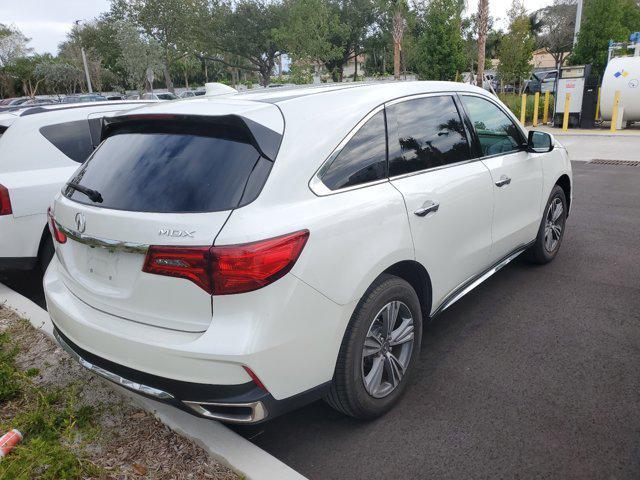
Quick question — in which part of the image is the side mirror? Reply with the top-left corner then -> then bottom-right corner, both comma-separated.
528,130 -> 554,153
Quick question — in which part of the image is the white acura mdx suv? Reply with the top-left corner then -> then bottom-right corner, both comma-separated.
45,82 -> 572,424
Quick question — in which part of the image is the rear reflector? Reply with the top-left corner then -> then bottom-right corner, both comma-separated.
47,207 -> 67,244
0,184 -> 11,216
143,230 -> 309,295
243,366 -> 268,392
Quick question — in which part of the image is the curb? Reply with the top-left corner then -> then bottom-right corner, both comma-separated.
0,282 -> 307,480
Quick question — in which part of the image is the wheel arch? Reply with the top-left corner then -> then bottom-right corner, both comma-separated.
555,174 -> 571,216
381,260 -> 432,320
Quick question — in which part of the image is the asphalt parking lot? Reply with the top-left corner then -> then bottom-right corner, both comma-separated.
2,160 -> 639,479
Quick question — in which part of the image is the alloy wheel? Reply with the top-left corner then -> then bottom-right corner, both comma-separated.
361,301 -> 415,399
544,197 -> 565,253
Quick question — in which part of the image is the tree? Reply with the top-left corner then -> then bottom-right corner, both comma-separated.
277,0 -> 375,82
60,13 -> 128,89
476,0 -> 489,87
413,0 -> 466,81
390,0 -> 408,79
114,20 -> 163,91
35,60 -> 83,95
497,0 -> 535,91
4,54 -> 50,97
112,0 -> 206,92
462,14 -> 495,82
571,0 -> 640,75
533,0 -> 576,70
200,0 -> 287,86
0,24 -> 32,67
173,55 -> 201,88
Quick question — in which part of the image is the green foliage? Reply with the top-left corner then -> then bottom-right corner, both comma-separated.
0,332 -> 20,402
0,329 -> 100,480
497,1 -> 535,89
288,64 -> 314,84
113,19 -> 163,91
412,0 -> 466,80
571,0 -> 640,75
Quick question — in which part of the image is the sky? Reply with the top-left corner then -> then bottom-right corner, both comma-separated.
1,0 -> 554,55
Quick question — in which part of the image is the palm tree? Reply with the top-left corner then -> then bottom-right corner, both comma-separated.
476,0 -> 489,87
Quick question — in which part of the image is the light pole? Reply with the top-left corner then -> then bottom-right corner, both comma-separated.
573,0 -> 583,47
74,20 -> 93,93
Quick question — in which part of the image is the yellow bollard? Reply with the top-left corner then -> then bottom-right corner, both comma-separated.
595,87 -> 601,121
542,91 -> 550,124
610,90 -> 621,133
455,71 -> 459,82
562,93 -> 570,132
533,92 -> 540,127
520,94 -> 527,125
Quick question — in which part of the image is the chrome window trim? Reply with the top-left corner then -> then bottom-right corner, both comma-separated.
57,223 -> 149,254
308,89 -> 525,196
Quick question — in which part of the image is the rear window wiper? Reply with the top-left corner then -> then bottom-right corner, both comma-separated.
67,182 -> 103,203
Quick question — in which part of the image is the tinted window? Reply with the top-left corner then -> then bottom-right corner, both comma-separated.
65,132 -> 266,213
387,96 -> 471,176
321,110 -> 387,190
40,120 -> 94,163
460,96 -> 525,156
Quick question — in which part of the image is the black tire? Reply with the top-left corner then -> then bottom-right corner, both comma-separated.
38,234 -> 55,275
325,274 -> 423,419
525,184 -> 567,264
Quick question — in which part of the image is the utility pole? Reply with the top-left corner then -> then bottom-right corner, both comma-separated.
75,20 -> 93,93
572,0 -> 583,46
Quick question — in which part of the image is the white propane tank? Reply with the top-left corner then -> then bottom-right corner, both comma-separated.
600,56 -> 640,121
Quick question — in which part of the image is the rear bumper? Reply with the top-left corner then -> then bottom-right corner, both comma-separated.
53,326 -> 329,423
44,256 -> 352,421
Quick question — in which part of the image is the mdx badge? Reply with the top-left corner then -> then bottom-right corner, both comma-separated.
159,229 -> 195,238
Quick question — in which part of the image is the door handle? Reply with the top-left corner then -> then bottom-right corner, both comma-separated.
414,201 -> 439,217
495,175 -> 511,187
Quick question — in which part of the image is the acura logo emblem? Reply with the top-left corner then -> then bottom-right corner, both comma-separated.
75,212 -> 86,233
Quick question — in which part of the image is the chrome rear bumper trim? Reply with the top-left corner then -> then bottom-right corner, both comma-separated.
183,400 -> 268,424
53,329 -> 174,400
54,329 -> 269,423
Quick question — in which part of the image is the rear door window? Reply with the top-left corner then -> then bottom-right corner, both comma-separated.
320,110 -> 387,190
387,95 -> 472,176
40,120 -> 94,163
64,123 -> 270,213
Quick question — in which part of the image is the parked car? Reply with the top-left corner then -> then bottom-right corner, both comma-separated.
526,70 -> 558,94
60,94 -> 108,104
45,82 -> 572,424
179,90 -> 205,98
0,100 -> 153,272
141,92 -> 178,100
0,97 -> 28,107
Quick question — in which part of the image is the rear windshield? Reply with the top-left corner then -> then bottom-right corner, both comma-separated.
64,129 -> 271,213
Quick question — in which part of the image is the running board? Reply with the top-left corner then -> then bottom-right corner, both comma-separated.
431,243 -> 532,318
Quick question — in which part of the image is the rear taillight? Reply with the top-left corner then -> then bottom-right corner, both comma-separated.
143,230 -> 309,295
47,207 -> 67,244
0,184 -> 11,216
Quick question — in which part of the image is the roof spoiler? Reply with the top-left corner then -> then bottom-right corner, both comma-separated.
101,113 -> 282,161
